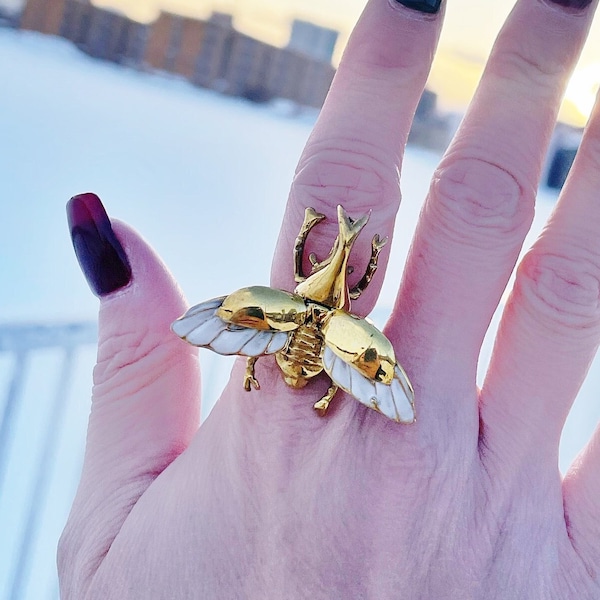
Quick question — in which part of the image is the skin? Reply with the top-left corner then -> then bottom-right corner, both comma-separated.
59,0 -> 600,598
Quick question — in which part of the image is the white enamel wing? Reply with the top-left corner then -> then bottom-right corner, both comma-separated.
322,347 -> 415,424
171,297 -> 289,356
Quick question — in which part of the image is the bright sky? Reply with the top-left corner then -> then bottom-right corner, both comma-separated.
21,0 -> 600,125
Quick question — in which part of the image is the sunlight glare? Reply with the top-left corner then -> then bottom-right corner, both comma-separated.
565,63 -> 600,123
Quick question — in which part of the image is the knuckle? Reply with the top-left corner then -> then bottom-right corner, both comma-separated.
289,141 -> 400,293
577,133 -> 600,175
94,327 -> 181,396
57,519 -> 90,599
490,40 -> 566,94
428,157 -> 533,247
57,523 -> 74,577
342,52 -> 426,87
292,140 -> 401,219
517,249 -> 600,331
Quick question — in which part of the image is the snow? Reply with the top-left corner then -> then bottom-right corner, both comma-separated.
1,26 -> 600,599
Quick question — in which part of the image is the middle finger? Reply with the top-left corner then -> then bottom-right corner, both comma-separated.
270,0 -> 445,314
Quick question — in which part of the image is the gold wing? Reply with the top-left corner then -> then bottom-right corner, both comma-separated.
322,310 -> 415,423
171,296 -> 289,356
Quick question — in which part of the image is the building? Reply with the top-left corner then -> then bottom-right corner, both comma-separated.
145,11 -> 208,77
221,32 -> 276,100
19,0 -> 69,35
0,2 -> 21,26
16,0 -> 337,109
544,123 -> 583,190
192,18 -> 234,89
21,0 -> 146,65
287,19 -> 338,63
407,90 -> 456,152
73,3 -> 146,64
143,10 -> 335,108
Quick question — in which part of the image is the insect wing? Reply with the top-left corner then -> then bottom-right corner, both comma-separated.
171,296 -> 289,357
322,311 -> 415,423
217,286 -> 308,332
323,347 -> 415,423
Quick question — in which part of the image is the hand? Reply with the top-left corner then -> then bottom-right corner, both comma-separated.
59,0 -> 600,598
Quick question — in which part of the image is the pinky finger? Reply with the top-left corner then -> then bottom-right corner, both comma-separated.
481,90 -> 600,468
563,426 -> 600,578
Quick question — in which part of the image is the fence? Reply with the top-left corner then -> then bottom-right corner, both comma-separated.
0,322 -> 96,600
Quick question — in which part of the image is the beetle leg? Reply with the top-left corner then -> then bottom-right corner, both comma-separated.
243,357 -> 260,391
348,234 -> 388,300
294,208 -> 326,282
313,384 -> 338,416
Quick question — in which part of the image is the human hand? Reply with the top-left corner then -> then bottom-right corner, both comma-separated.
59,0 -> 600,598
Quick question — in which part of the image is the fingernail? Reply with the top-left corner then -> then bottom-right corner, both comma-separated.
546,0 -> 593,8
394,0 -> 442,13
67,193 -> 132,297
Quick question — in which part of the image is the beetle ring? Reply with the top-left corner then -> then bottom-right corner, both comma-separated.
171,206 -> 415,423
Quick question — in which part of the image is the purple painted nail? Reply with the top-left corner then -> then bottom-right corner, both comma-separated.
67,193 -> 132,297
394,0 -> 442,13
547,0 -> 593,9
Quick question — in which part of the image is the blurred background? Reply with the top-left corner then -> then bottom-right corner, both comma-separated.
1,0 -> 599,598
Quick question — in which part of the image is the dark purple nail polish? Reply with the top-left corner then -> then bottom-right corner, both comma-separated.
547,0 -> 593,9
67,193 -> 132,297
394,0 -> 441,13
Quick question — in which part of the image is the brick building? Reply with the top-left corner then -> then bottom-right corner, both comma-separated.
192,18 -> 233,89
21,0 -> 145,65
287,19 -> 338,63
20,0 -> 69,35
144,12 -> 223,81
17,0 -> 336,109
143,10 -> 335,108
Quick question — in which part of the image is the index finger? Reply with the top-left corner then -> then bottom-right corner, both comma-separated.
270,0 -> 444,314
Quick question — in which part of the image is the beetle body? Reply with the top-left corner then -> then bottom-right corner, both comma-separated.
172,206 -> 415,423
218,285 -> 326,387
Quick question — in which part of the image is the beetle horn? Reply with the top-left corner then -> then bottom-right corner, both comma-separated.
337,205 -> 369,246
294,205 -> 370,310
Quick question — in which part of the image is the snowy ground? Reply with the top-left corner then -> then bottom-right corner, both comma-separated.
1,27 -> 600,599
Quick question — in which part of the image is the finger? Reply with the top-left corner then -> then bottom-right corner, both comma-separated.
59,194 -> 200,584
387,0 -> 597,410
563,425 -> 600,573
481,91 -> 600,467
271,0 -> 444,314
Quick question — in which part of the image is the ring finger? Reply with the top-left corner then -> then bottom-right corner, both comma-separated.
387,0 -> 597,434
482,89 -> 600,471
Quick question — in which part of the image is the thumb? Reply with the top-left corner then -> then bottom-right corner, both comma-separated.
60,194 -> 200,586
